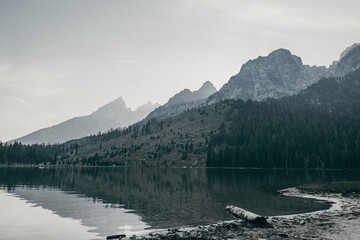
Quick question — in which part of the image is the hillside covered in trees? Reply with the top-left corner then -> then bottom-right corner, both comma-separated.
1,69 -> 360,169
207,69 -> 360,169
0,102 -> 231,167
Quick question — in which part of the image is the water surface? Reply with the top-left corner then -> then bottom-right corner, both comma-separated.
0,167 -> 359,239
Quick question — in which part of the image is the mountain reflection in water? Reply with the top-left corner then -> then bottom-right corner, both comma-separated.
1,167 -> 359,237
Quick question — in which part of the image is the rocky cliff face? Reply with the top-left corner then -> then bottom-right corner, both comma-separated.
208,49 -> 329,103
209,44 -> 360,104
146,81 -> 217,121
333,44 -> 360,76
13,98 -> 159,144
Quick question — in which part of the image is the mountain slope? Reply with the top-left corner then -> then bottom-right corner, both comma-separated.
146,81 -> 216,121
208,44 -> 360,104
207,69 -> 360,168
3,69 -> 359,168
333,43 -> 360,76
44,69 -> 358,169
2,44 -> 360,169
13,98 -> 159,145
208,49 -> 329,103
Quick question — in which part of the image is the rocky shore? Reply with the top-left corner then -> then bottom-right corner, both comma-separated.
121,182 -> 360,240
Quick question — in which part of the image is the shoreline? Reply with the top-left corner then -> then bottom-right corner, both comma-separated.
1,164 -> 360,171
125,184 -> 360,240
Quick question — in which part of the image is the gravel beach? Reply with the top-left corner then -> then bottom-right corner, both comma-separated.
123,186 -> 360,240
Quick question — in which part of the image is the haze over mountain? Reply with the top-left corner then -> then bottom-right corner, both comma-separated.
146,81 -> 216,120
52,67 -> 360,169
12,98 -> 159,145
2,44 -> 360,169
208,44 -> 360,103
10,44 -> 360,145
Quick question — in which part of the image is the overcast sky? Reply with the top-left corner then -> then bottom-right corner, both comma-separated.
0,0 -> 359,142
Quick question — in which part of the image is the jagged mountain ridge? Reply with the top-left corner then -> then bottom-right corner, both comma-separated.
3,44 -> 360,168
11,44 -> 360,146
208,44 -> 360,103
333,43 -> 360,76
146,81 -> 216,121
208,49 -> 330,103
13,98 -> 159,145
57,68 -> 360,168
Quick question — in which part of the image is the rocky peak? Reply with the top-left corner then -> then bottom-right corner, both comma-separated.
167,81 -> 217,106
199,81 -> 216,91
135,101 -> 160,113
208,48 -> 328,103
267,48 -> 293,59
194,81 -> 217,99
167,89 -> 193,105
146,81 -> 217,120
340,43 -> 360,60
267,48 -> 303,66
335,43 -> 360,76
12,97 -> 158,144
92,97 -> 130,117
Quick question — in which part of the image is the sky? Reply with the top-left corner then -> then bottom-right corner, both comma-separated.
0,0 -> 359,142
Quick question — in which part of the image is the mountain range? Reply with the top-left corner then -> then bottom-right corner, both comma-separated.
13,98 -> 159,145
55,67 -> 360,169
208,44 -> 360,103
10,43 -> 360,148
2,43 -> 360,168
146,43 -> 360,124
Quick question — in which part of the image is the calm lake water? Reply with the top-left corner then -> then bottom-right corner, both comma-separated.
0,167 -> 359,239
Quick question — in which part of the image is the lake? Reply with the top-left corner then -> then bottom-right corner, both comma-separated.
0,167 -> 359,239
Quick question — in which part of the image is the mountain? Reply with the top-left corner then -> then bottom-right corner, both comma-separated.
208,44 -> 360,103
332,43 -> 360,76
3,44 -> 360,169
55,69 -> 359,169
146,81 -> 217,120
12,98 -> 159,145
207,68 -> 360,168
208,49 -> 329,103
3,69 -> 360,168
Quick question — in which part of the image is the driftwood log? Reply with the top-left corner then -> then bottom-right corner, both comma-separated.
107,234 -> 126,240
226,205 -> 268,226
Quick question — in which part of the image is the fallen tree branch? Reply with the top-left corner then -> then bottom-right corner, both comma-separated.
107,234 -> 126,240
226,205 -> 268,226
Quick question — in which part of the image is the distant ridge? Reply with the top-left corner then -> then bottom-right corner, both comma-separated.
10,43 -> 360,146
12,98 -> 159,145
3,43 -> 360,169
146,81 -> 217,121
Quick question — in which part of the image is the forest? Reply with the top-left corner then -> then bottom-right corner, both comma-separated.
207,70 -> 360,169
1,69 -> 360,169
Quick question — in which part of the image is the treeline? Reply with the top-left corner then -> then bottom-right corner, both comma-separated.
0,142 -> 64,165
0,118 -> 160,165
2,70 -> 360,169
207,70 -> 360,169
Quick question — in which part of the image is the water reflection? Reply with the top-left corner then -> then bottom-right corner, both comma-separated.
0,189 -> 99,240
5,187 -> 150,238
0,167 -> 359,237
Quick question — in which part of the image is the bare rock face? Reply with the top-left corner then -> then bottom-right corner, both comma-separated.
146,81 -> 217,121
333,44 -> 360,77
208,44 -> 360,104
208,49 -> 329,103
